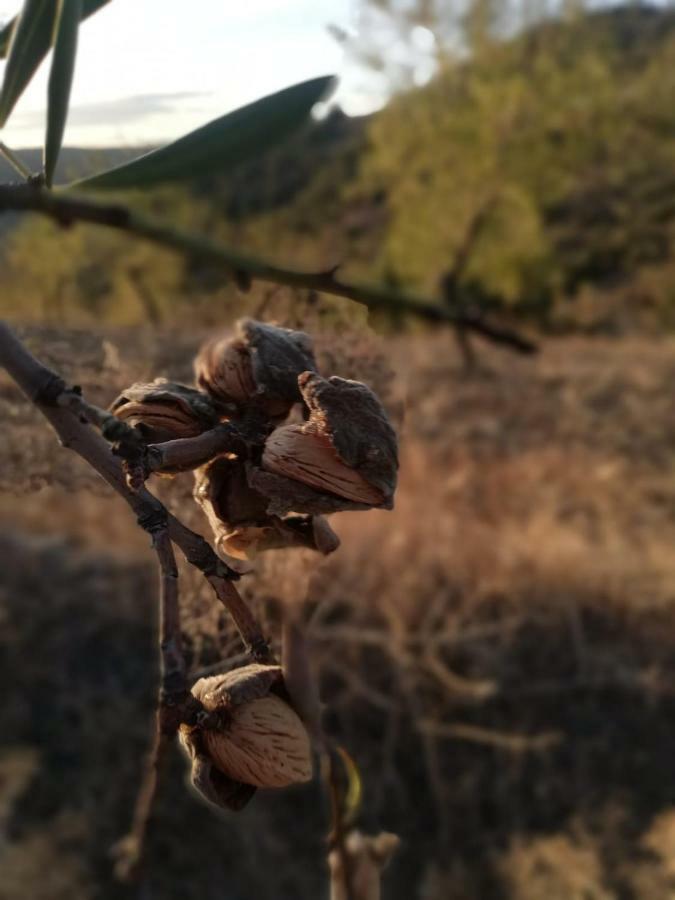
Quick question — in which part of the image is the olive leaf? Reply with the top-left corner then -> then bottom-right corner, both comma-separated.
0,0 -> 58,128
69,75 -> 336,191
44,0 -> 82,187
0,0 -> 109,57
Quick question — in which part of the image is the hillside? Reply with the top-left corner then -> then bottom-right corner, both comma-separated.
3,4 -> 675,330
0,145 -> 149,185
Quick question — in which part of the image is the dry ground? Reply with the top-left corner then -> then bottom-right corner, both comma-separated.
2,324 -> 675,899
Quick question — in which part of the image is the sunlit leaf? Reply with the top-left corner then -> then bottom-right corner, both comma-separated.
70,76 -> 336,191
44,0 -> 82,187
0,0 -> 109,58
0,0 -> 57,128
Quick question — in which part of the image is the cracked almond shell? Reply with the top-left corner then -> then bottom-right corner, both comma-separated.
180,665 -> 312,796
194,318 -> 316,417
110,379 -> 219,444
257,371 -> 398,513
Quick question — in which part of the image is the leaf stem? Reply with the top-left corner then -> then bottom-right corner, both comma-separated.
0,140 -> 31,179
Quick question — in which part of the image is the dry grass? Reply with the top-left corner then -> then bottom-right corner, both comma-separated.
3,325 -> 675,898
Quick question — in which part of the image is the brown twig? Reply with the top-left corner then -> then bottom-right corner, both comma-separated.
280,612 -> 358,900
113,528 -> 186,881
327,748 -> 357,900
146,423 -> 246,473
0,183 -> 537,354
0,321 -> 273,662
418,719 -> 562,753
421,652 -> 497,701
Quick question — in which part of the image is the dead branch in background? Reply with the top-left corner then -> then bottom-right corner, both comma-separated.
0,183 -> 536,354
418,720 -> 562,754
328,831 -> 400,900
441,192 -> 500,370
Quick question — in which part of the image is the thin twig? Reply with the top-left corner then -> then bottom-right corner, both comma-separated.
280,612 -> 357,900
327,749 -> 357,900
113,723 -> 172,881
0,183 -> 537,353
154,528 -> 186,708
422,652 -> 497,701
114,528 -> 185,881
146,423 -> 245,473
0,141 -> 31,180
0,321 -> 273,662
418,719 -> 562,753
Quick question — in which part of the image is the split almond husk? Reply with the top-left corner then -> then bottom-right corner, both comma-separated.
262,428 -> 384,506
110,380 -> 219,445
255,371 -> 398,514
194,456 -> 339,562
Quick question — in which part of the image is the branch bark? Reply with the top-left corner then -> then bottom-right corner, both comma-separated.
113,528 -> 186,882
0,320 -> 273,662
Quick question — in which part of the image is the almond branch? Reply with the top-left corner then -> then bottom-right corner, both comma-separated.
0,320 -> 273,663
113,527 -> 186,882
0,184 -> 536,354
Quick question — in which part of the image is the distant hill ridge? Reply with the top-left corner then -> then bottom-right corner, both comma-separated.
0,145 -> 152,184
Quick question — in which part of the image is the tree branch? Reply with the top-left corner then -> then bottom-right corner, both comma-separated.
146,423 -> 247,473
113,528 -> 186,882
0,320 -> 273,663
0,183 -> 537,353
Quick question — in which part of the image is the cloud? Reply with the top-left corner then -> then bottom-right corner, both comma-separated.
11,92 -> 211,129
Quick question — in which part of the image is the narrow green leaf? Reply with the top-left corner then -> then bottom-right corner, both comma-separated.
70,75 -> 337,191
0,0 -> 57,128
44,0 -> 82,187
0,0 -> 109,58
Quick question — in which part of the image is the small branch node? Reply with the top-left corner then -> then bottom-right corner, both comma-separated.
137,508 -> 169,536
34,372 -> 67,406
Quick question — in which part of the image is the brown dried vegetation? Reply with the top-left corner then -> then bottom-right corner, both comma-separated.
3,325 -> 675,898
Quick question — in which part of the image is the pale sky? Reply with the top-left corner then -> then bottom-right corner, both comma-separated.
0,0 -> 385,148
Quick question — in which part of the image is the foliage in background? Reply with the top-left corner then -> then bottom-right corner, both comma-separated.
3,2 -> 675,331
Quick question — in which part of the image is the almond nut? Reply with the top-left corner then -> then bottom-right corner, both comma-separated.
262,426 -> 384,506
201,694 -> 312,788
194,336 -> 256,406
180,665 -> 313,800
110,380 -> 219,445
194,319 -> 316,417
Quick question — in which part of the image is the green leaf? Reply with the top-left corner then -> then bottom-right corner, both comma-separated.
0,0 -> 58,128
0,0 -> 109,58
44,0 -> 82,187
70,75 -> 336,191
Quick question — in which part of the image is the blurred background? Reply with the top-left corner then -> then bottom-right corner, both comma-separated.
3,1 -> 675,898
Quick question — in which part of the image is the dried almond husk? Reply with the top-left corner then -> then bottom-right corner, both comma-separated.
194,336 -> 256,406
254,371 -> 398,515
262,428 -> 384,506
194,456 -> 339,562
110,379 -> 219,444
194,318 -> 316,418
